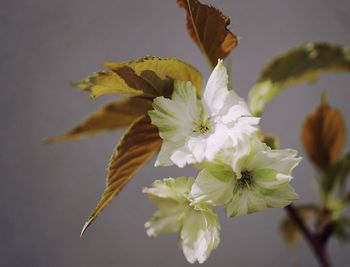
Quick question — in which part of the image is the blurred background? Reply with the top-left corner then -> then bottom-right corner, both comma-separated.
1,0 -> 350,266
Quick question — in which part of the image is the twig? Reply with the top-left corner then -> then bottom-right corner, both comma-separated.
285,205 -> 332,267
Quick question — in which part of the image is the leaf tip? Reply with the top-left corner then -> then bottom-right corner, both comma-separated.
321,90 -> 329,105
80,219 -> 93,237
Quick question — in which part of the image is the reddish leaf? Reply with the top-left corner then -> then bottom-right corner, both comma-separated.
302,96 -> 346,171
177,0 -> 238,68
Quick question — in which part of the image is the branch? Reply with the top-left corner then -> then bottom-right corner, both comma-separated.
285,205 -> 332,267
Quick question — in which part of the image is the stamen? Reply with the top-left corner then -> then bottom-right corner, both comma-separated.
236,170 -> 253,189
193,116 -> 211,134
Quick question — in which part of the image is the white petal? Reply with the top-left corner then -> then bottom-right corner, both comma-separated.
187,136 -> 207,163
202,59 -> 229,117
220,91 -> 252,122
180,210 -> 220,264
191,168 -> 234,205
205,123 -> 230,161
170,145 -> 196,168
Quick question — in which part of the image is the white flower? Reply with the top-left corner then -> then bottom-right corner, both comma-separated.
190,136 -> 301,217
149,59 -> 259,168
143,177 -> 220,264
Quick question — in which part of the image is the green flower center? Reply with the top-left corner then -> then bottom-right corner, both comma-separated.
236,170 -> 253,189
193,115 -> 211,135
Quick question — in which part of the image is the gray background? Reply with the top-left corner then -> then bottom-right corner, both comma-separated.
1,0 -> 350,266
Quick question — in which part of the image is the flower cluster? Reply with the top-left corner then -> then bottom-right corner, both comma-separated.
144,60 -> 301,263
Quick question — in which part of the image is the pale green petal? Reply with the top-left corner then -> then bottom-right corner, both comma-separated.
230,135 -> 255,178
191,168 -> 234,206
145,205 -> 186,236
253,168 -> 291,189
180,210 -> 220,264
149,81 -> 201,143
144,177 -> 219,263
154,141 -> 178,167
172,81 -> 199,110
149,97 -> 191,142
247,148 -> 301,175
261,184 -> 299,208
143,177 -> 194,204
202,59 -> 229,116
226,189 -> 267,217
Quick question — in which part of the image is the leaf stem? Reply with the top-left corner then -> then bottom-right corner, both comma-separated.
285,205 -> 332,267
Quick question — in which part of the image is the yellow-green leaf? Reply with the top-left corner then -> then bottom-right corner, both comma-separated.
74,71 -> 143,98
48,56 -> 202,143
76,56 -> 202,98
302,96 -> 346,171
248,43 -> 350,116
177,0 -> 238,68
44,97 -> 152,143
81,115 -> 162,235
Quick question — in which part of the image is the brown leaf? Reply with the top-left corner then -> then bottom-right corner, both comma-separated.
177,0 -> 238,68
81,115 -> 162,235
44,97 -> 152,143
302,96 -> 346,171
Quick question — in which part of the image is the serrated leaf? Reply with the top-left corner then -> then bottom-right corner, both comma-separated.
48,56 -> 203,143
177,0 -> 238,68
74,71 -> 143,98
248,43 -> 350,116
76,56 -> 202,98
81,115 -> 162,235
44,97 -> 152,143
302,97 -> 346,172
